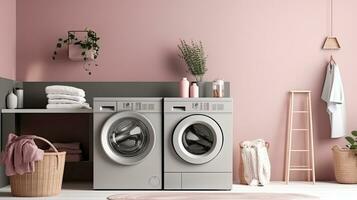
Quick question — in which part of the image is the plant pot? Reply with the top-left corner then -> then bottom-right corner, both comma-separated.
332,145 -> 357,183
68,44 -> 94,61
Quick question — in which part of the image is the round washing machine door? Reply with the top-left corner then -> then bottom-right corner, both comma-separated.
172,114 -> 223,165
101,111 -> 155,165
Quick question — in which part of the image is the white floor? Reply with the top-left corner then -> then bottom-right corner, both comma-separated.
0,182 -> 355,200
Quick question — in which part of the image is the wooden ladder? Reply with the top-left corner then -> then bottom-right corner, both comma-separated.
285,90 -> 316,184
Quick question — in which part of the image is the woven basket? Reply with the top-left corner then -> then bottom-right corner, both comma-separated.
332,145 -> 357,184
9,136 -> 66,197
239,142 -> 270,184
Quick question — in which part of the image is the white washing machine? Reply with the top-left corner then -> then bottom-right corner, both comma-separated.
93,98 -> 162,189
163,98 -> 233,190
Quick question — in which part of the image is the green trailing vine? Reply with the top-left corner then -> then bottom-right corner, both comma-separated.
52,28 -> 100,75
178,39 -> 207,82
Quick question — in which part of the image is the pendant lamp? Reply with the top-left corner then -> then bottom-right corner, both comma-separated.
322,0 -> 341,50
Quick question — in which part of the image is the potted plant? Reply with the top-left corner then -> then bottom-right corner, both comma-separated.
332,130 -> 357,183
178,39 -> 207,82
52,28 -> 100,75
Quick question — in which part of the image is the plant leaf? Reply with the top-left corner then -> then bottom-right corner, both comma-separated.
69,33 -> 75,39
177,39 -> 207,81
351,131 -> 357,137
346,136 -> 355,145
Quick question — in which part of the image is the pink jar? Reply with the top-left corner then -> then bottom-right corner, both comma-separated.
179,77 -> 189,97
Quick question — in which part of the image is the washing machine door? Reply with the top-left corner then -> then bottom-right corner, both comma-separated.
101,111 -> 155,165
172,114 -> 223,165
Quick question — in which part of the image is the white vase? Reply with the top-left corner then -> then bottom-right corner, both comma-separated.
6,91 -> 18,109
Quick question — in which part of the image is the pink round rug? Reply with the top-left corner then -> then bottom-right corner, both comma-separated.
108,192 -> 319,200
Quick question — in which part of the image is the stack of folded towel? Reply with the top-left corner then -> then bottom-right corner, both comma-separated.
49,142 -> 83,162
45,85 -> 91,109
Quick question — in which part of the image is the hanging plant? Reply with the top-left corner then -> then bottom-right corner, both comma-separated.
178,39 -> 207,82
52,28 -> 100,75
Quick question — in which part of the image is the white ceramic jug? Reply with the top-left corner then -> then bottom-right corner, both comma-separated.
6,90 -> 18,109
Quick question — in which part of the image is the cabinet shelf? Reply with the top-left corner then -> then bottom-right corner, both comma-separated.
1,109 -> 93,114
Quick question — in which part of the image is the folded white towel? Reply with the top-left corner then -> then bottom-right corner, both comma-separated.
46,103 -> 91,109
45,85 -> 85,97
48,99 -> 86,104
47,94 -> 86,103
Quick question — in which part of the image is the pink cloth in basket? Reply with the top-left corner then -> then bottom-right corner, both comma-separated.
1,133 -> 44,176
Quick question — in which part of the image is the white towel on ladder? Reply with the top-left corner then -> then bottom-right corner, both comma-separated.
241,139 -> 271,186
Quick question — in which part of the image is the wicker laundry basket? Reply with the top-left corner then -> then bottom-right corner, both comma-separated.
9,136 -> 66,197
239,142 -> 270,184
332,145 -> 357,184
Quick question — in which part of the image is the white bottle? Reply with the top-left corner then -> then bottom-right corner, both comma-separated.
6,90 -> 18,109
16,88 -> 24,108
190,82 -> 199,98
179,77 -> 189,98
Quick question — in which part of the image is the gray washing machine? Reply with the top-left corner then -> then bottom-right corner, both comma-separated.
93,98 -> 162,189
163,98 -> 233,190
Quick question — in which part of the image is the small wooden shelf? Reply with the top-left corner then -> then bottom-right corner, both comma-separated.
1,109 -> 93,114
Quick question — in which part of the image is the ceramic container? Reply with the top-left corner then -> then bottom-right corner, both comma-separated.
68,44 -> 95,61
16,88 -> 24,108
190,82 -> 199,98
179,77 -> 189,98
6,90 -> 18,109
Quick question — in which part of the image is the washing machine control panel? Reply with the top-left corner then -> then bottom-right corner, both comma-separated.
191,102 -> 227,111
118,101 -> 161,112
165,99 -> 232,113
192,102 -> 210,111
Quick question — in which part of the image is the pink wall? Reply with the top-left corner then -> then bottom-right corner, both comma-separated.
16,0 -> 357,181
0,0 -> 16,79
